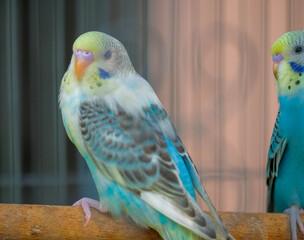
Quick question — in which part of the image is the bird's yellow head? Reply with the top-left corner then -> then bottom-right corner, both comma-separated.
271,30 -> 304,96
71,31 -> 134,81
61,31 -> 135,96
72,32 -> 104,80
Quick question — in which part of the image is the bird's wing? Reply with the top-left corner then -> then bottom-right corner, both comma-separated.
79,100 -> 217,240
143,104 -> 233,240
266,111 -> 287,212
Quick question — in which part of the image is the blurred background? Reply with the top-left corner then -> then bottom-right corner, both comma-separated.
1,0 -> 304,213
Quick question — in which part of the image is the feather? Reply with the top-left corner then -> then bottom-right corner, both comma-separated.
266,111 -> 287,212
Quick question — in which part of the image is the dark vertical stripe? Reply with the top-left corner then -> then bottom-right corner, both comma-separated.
9,0 -> 14,203
54,0 -> 59,203
38,0 -> 42,203
0,0 -> 11,203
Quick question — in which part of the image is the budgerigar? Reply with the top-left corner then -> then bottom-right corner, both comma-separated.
59,31 -> 234,240
267,30 -> 304,240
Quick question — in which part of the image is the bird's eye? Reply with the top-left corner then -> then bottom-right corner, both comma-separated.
76,49 -> 81,53
84,51 -> 90,55
294,46 -> 303,54
104,50 -> 112,60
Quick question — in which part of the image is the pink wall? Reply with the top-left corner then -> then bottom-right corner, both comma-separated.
146,0 -> 304,212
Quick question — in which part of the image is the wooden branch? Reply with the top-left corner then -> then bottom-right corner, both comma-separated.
0,203 -> 303,240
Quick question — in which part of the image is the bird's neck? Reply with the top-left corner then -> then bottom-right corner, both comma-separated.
279,88 -> 304,114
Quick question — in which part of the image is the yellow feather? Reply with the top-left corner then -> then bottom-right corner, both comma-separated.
271,30 -> 304,56
73,31 -> 104,55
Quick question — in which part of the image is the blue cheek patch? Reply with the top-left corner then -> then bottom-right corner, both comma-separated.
98,67 -> 110,79
289,61 -> 304,73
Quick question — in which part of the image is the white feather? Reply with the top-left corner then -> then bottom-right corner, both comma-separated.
102,72 -> 161,116
140,191 -> 216,240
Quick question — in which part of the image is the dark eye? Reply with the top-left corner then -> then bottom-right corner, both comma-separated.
104,50 -> 111,60
295,46 -> 303,54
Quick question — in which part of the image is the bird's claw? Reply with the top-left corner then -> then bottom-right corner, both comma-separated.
284,205 -> 304,240
84,212 -> 92,227
73,197 -> 107,227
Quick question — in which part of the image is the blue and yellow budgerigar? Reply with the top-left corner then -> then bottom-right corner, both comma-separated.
59,31 -> 234,240
267,30 -> 304,240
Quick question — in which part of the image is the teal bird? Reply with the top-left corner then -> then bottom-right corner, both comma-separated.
267,30 -> 304,240
59,31 -> 234,240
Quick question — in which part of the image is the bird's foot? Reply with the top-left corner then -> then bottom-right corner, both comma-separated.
284,205 -> 304,240
73,197 -> 108,226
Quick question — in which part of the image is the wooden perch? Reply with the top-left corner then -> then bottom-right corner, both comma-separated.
0,203 -> 303,240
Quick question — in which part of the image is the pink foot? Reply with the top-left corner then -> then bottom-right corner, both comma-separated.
284,205 -> 304,240
73,197 -> 108,226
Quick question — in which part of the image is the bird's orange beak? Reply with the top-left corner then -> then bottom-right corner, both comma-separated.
272,53 -> 284,80
273,63 -> 279,80
74,50 -> 94,81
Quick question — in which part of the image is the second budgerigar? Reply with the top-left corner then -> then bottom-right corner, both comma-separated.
267,30 -> 304,240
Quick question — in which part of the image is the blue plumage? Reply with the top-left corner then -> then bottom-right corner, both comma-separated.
98,67 -> 110,79
289,61 -> 304,74
165,138 -> 196,199
271,92 -> 304,212
78,100 -> 216,239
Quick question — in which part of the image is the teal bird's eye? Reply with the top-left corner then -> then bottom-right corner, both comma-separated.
294,46 -> 303,54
